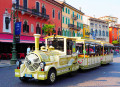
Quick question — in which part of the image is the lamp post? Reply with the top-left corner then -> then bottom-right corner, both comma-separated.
10,0 -> 18,64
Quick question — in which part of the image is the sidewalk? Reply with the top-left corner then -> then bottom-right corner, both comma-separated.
0,59 -> 24,68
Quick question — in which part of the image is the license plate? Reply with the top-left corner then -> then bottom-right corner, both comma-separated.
25,74 -> 32,77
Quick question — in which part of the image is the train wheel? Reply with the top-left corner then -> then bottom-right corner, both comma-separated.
47,69 -> 56,84
19,77 -> 29,82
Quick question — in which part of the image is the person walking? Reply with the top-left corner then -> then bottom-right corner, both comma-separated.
27,46 -> 31,55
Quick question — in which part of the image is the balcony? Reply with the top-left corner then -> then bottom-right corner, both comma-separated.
85,32 -> 90,35
71,14 -> 78,20
68,24 -> 81,31
14,4 -> 49,20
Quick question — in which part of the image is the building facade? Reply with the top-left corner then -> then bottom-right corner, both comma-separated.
0,0 -> 63,57
83,24 -> 90,38
109,27 -> 118,43
57,1 -> 84,37
99,16 -> 118,27
99,16 -> 119,44
83,15 -> 109,42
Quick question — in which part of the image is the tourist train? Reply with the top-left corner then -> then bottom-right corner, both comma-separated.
15,34 -> 113,84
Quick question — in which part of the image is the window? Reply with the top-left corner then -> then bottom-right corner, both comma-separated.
73,20 -> 74,25
77,14 -> 78,19
52,9 -> 55,18
66,18 -> 68,24
53,28 -> 56,34
68,9 -> 70,14
81,23 -> 83,29
112,31 -> 114,34
36,23 -> 41,34
106,31 -> 109,37
66,8 -> 67,13
58,27 -> 61,35
91,28 -> 93,35
42,4 -> 46,15
81,15 -> 82,20
95,30 -> 97,36
16,0 -> 19,8
95,24 -> 97,27
68,18 -> 70,24
73,11 -> 74,17
99,24 -> 101,28
31,24 -> 34,33
62,7 -> 64,12
36,2 -> 40,13
58,11 -> 60,20
42,24 -> 44,35
112,36 -> 114,41
23,0 -> 27,9
99,30 -> 101,36
79,14 -> 80,19
62,16 -> 64,23
23,20 -> 29,33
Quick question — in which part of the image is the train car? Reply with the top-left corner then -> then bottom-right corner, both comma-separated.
15,34 -> 79,84
76,38 -> 101,70
100,41 -> 113,64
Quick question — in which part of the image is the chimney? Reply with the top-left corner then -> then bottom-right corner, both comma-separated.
63,0 -> 66,2
34,34 -> 41,51
79,7 -> 81,11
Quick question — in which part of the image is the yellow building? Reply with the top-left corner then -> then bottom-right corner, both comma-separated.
57,1 -> 84,37
83,24 -> 90,38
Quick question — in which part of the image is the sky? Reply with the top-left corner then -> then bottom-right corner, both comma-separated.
60,0 -> 120,23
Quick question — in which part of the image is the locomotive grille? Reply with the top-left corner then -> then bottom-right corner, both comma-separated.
25,53 -> 40,71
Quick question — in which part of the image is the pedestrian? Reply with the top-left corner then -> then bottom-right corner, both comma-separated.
27,46 -> 31,55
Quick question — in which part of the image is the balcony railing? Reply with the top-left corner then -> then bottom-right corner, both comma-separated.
68,24 -> 81,31
14,4 -> 49,20
85,32 -> 90,35
71,14 -> 78,20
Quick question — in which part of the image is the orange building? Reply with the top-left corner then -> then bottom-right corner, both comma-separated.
109,27 -> 118,43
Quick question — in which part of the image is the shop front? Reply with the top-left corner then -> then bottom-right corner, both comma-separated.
0,33 -> 45,60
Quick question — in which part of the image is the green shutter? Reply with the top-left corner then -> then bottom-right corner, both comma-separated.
66,18 -> 67,24
68,9 -> 69,14
81,16 -> 82,20
66,30 -> 67,36
73,11 -> 74,17
62,7 -> 64,12
62,16 -> 64,23
68,9 -> 70,14
68,18 -> 70,24
73,20 -> 74,25
62,29 -> 64,36
77,14 -> 78,19
79,15 -> 80,19
68,31 -> 69,37
66,8 -> 67,13
73,31 -> 75,37
81,23 -> 83,29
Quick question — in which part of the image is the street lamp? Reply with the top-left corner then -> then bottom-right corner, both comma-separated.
9,0 -> 18,64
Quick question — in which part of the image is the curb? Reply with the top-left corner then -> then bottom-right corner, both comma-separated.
0,64 -> 16,68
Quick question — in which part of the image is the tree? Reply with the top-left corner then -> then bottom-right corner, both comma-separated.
112,40 -> 119,45
42,24 -> 55,35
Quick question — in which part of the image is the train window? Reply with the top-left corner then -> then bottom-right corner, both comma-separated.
47,38 -> 64,51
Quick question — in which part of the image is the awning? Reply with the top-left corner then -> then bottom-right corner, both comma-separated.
0,33 -> 45,43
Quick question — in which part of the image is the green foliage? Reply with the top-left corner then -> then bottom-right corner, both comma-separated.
42,24 -> 55,35
112,40 -> 119,44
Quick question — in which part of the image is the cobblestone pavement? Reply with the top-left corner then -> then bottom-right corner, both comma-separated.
0,55 -> 120,87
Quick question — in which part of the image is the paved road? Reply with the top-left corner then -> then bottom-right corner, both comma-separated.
0,55 -> 120,87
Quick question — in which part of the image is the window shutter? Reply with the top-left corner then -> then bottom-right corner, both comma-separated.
27,25 -> 29,33
66,18 -> 67,24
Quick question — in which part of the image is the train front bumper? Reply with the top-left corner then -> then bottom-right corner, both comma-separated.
15,69 -> 48,80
